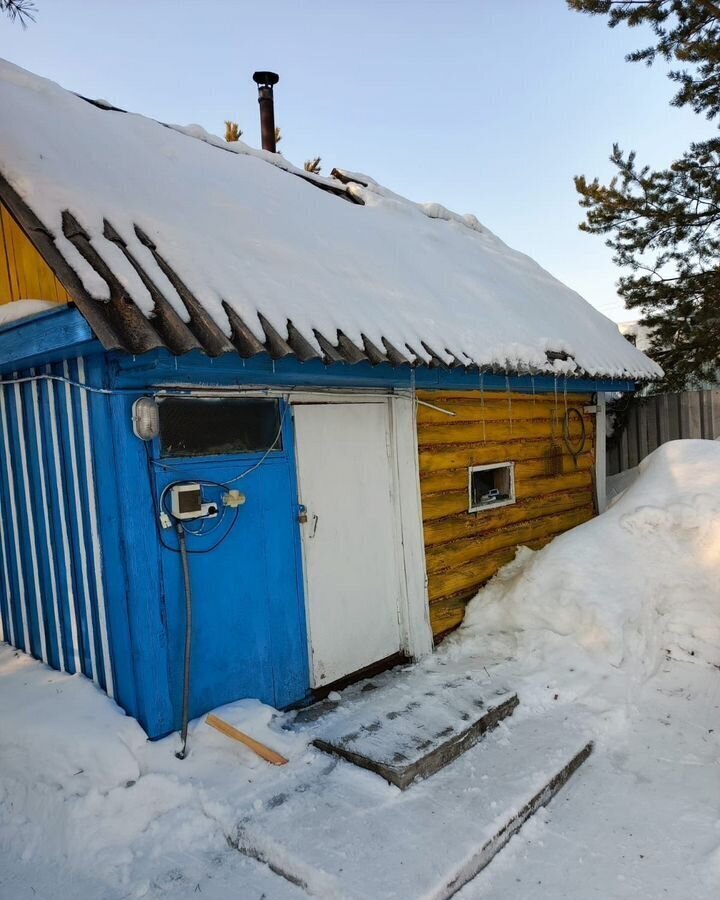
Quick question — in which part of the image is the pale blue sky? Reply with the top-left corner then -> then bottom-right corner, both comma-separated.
1,0 -> 710,322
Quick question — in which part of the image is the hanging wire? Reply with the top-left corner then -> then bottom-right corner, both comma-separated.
0,372 -> 114,394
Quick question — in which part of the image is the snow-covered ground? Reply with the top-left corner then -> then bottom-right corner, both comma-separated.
1,440 -> 719,898
606,465 -> 639,504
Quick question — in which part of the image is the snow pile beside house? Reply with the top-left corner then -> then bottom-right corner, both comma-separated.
0,58 -> 659,380
0,649 -> 308,897
458,440 -> 720,676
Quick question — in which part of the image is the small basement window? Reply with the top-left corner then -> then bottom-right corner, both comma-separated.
468,462 -> 515,512
159,398 -> 282,458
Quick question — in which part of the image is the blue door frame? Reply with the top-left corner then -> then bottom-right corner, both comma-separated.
146,401 -> 310,729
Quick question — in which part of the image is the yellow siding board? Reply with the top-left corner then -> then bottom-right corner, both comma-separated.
0,204 -> 70,305
417,390 -> 596,637
420,452 -> 594,496
418,414 -> 591,446
425,505 -> 595,575
421,471 -> 593,522
418,438 -> 595,472
418,397 -> 582,424
0,212 -> 12,302
430,592 -> 475,636
420,390 -> 583,402
423,489 -> 593,547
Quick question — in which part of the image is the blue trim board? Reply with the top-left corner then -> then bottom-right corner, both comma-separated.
108,349 -> 636,394
0,307 -> 100,375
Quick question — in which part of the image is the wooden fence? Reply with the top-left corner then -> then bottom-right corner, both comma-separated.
607,389 -> 720,476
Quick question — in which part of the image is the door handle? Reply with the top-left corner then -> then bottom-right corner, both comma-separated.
309,513 -> 319,539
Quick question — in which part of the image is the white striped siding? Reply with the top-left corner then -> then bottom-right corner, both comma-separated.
76,358 -> 113,697
62,359 -> 98,683
30,369 -> 65,671
14,377 -> 48,664
0,405 -> 14,646
46,365 -> 81,673
0,382 -> 30,651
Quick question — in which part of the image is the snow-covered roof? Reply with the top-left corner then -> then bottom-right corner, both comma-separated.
618,320 -> 654,354
0,59 -> 661,380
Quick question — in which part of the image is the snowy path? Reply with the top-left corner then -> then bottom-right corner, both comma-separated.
2,643 -> 717,900
458,662 -> 720,899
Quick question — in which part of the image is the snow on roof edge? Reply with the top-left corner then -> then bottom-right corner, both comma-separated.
0,58 -> 662,381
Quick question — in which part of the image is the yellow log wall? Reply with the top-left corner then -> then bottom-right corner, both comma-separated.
0,203 -> 70,305
417,390 -> 596,638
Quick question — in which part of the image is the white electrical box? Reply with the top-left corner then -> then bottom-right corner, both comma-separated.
170,483 -> 218,521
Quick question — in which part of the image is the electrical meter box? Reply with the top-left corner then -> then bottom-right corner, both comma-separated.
171,483 -> 204,520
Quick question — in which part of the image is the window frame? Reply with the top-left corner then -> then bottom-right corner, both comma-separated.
467,461 -> 516,513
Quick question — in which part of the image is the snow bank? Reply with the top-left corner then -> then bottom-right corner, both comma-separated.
0,58 -> 660,380
0,299 -> 60,327
0,647 -> 308,896
456,440 -> 720,677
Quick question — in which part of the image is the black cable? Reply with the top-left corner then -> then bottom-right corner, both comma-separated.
175,524 -> 193,760
143,442 -> 240,554
563,407 -> 587,467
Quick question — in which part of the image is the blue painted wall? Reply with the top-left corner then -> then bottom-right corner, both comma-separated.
149,404 -> 309,729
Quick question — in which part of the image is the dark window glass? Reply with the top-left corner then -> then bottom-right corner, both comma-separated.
159,398 -> 282,458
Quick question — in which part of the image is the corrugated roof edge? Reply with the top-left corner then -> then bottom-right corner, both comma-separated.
0,170 -> 657,380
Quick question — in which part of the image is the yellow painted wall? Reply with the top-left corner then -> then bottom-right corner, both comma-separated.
0,203 -> 70,305
417,390 -> 596,638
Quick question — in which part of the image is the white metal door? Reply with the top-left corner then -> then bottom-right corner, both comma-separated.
293,401 -> 402,687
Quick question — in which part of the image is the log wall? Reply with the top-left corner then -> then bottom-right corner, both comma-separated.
0,203 -> 70,305
417,390 -> 596,638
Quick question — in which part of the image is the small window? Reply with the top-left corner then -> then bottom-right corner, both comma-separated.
468,462 -> 515,512
159,398 -> 282,458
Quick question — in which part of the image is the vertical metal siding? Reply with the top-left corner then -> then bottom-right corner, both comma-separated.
0,357 -> 113,691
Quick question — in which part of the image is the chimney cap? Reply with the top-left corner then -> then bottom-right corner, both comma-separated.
253,71 -> 279,87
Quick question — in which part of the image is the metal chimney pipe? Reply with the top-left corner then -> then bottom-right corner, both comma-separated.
252,71 -> 279,153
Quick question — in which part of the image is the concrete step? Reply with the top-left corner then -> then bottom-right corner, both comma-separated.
233,711 -> 593,900
313,691 -> 518,790
294,666 -> 519,790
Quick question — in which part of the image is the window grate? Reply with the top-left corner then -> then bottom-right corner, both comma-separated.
158,397 -> 282,458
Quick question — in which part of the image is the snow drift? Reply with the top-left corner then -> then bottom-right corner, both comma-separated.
456,440 -> 720,676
